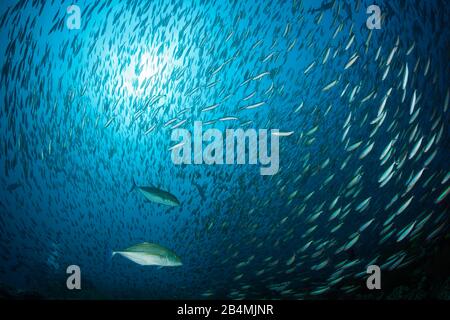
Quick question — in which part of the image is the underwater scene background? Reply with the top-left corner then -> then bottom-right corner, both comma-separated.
0,0 -> 449,299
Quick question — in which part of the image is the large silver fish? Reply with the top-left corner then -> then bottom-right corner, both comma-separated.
130,179 -> 180,206
112,242 -> 182,266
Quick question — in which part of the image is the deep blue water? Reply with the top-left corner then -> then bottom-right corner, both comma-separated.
0,0 -> 449,299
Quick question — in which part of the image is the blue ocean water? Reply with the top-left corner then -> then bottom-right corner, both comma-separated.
0,0 -> 449,299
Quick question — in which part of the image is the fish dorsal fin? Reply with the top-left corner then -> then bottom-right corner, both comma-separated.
125,242 -> 154,252
124,243 -> 174,258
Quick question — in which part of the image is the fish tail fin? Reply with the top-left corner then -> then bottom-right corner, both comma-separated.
129,178 -> 137,194
111,251 -> 117,258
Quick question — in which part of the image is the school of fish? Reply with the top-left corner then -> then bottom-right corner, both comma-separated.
0,0 -> 448,299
